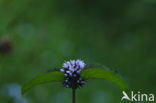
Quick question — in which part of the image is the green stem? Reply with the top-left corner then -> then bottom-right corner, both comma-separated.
72,88 -> 76,103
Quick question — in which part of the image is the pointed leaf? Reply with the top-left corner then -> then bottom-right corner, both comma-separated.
81,68 -> 128,90
22,72 -> 64,94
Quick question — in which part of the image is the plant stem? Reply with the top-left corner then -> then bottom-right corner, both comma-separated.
72,88 -> 76,103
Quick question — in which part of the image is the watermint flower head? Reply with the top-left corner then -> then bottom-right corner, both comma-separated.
60,59 -> 86,89
22,59 -> 127,103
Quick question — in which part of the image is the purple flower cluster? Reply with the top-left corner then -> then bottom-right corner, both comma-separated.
60,59 -> 86,89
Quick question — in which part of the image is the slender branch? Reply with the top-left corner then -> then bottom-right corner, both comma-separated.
72,88 -> 76,103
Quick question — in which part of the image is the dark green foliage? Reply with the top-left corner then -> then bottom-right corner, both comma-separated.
22,72 -> 64,94
81,68 -> 127,90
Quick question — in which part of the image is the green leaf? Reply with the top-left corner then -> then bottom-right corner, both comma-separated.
81,68 -> 128,90
22,72 -> 64,95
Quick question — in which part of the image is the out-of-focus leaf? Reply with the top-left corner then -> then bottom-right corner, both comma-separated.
81,68 -> 128,90
22,72 -> 64,94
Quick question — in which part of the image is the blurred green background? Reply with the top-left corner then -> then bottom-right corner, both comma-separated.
0,0 -> 156,103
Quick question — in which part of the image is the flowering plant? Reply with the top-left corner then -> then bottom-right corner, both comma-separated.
22,59 -> 127,103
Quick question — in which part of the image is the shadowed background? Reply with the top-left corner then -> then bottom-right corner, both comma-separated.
0,0 -> 156,103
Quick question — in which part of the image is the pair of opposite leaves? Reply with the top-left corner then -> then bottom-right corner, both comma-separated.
22,65 -> 128,94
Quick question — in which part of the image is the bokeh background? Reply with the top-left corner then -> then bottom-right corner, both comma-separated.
0,0 -> 156,103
